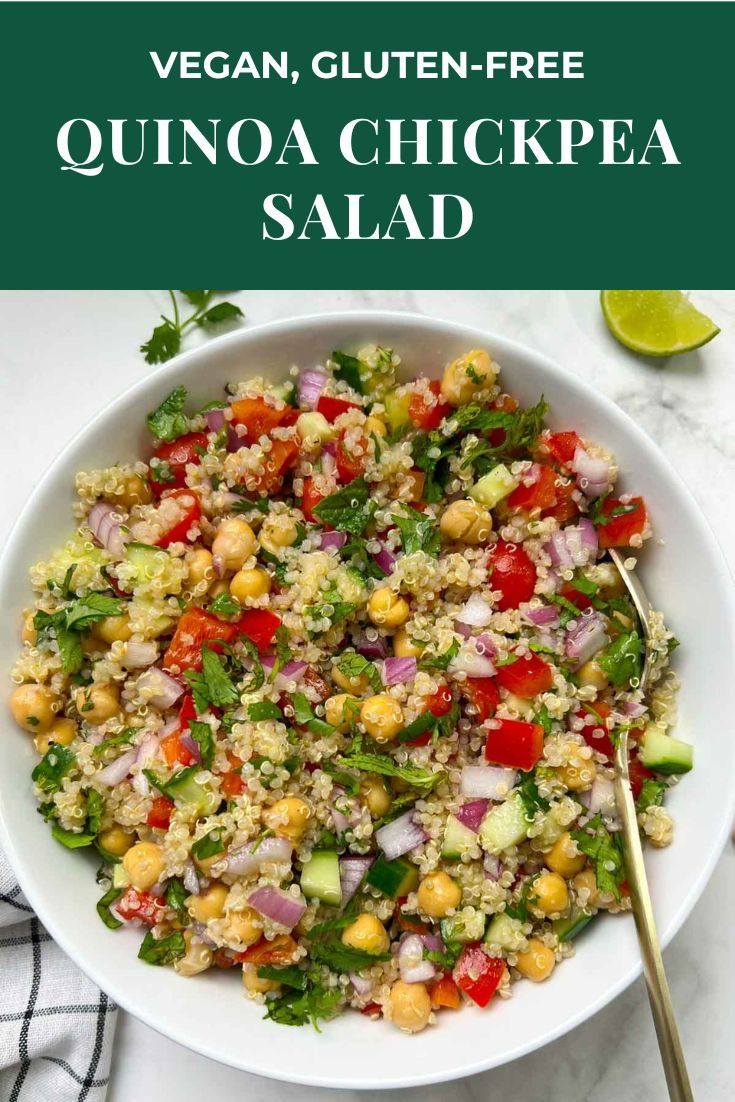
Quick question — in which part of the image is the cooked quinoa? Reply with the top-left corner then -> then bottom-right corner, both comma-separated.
8,342 -> 692,1033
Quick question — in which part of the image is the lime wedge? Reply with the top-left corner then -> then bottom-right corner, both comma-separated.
600,290 -> 720,357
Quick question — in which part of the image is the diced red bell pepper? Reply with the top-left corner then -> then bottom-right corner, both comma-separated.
150,432 -> 208,495
316,394 -> 360,422
488,541 -> 537,611
453,944 -> 505,1007
628,754 -> 654,800
485,717 -> 544,770
542,479 -> 579,524
155,489 -> 202,549
597,497 -> 647,549
495,653 -> 553,698
146,795 -> 174,830
300,476 -> 327,523
229,397 -> 298,442
161,729 -> 198,768
177,693 -> 197,730
336,433 -> 369,483
507,465 -> 558,512
237,934 -> 298,965
560,579 -> 594,611
463,678 -> 500,723
393,899 -> 429,934
163,606 -> 240,671
221,770 -> 246,798
360,1002 -> 383,1019
237,608 -> 281,653
546,431 -> 583,467
429,973 -> 461,1010
115,887 -> 166,926
408,380 -> 453,431
249,439 -> 299,495
575,701 -> 614,759
405,685 -> 454,746
487,394 -> 519,447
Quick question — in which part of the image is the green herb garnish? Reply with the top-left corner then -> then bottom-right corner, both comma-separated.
141,291 -> 243,366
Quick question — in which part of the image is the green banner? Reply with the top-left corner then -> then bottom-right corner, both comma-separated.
2,1 -> 730,285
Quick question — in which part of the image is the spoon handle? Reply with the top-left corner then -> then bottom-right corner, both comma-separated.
614,732 -> 694,1102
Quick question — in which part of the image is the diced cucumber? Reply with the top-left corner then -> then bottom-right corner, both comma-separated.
468,464 -> 519,509
479,791 -> 529,855
165,771 -> 219,817
112,863 -> 130,890
531,809 -> 567,852
125,542 -> 168,584
553,907 -> 595,943
441,814 -> 477,860
296,411 -> 335,442
300,850 -> 342,906
335,566 -> 367,604
365,855 -> 419,899
441,909 -> 486,944
484,912 -> 527,953
384,389 -> 411,431
639,725 -> 693,775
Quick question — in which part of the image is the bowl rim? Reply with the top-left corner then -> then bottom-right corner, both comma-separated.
1,308 -> 734,1089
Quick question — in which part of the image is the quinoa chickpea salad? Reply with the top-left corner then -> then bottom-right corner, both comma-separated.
8,343 -> 692,1034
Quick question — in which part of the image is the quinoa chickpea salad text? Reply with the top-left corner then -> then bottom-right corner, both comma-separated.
9,343 -> 692,1033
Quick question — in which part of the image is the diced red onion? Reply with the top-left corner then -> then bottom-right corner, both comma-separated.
297,369 -> 328,410
191,922 -> 219,948
226,426 -> 242,453
224,836 -> 293,876
454,621 -> 473,639
449,639 -> 495,678
135,733 -> 161,766
137,667 -> 184,709
476,634 -> 497,659
122,641 -> 158,669
322,440 -> 337,458
420,932 -> 444,953
179,733 -> 201,763
249,886 -> 306,930
455,799 -> 489,832
339,855 -> 374,905
321,450 -> 337,481
617,699 -> 647,718
157,716 -> 180,739
572,446 -> 610,498
204,408 -> 226,432
398,934 -> 436,984
565,612 -> 609,663
382,656 -> 417,687
259,655 -> 308,687
521,603 -> 559,628
375,811 -> 428,861
586,776 -> 617,816
88,502 -> 127,559
353,633 -> 388,661
349,972 -> 374,995
320,531 -> 348,552
97,749 -> 136,787
183,860 -> 200,895
456,592 -> 493,628
460,765 -> 517,800
544,518 -> 598,570
483,853 -> 503,881
373,545 -> 396,576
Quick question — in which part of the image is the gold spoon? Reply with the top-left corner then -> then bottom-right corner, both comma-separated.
608,548 -> 694,1102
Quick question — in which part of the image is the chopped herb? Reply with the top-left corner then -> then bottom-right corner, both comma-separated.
331,349 -> 365,394
336,750 -> 441,793
309,940 -> 390,974
241,636 -> 265,691
571,814 -> 625,899
418,638 -> 459,671
320,762 -> 362,797
143,763 -> 199,800
207,592 -> 241,618
31,744 -> 75,794
392,504 -> 440,557
184,646 -> 239,712
304,596 -> 358,630
93,729 -> 136,756
312,477 -> 376,536
263,977 -> 341,1030
516,772 -> 550,818
637,778 -> 668,812
138,928 -> 186,966
495,652 -> 520,667
51,824 -> 96,848
398,712 -> 436,743
336,653 -> 382,693
257,965 -> 306,989
248,701 -> 284,722
535,703 -> 554,735
145,384 -> 190,440
165,877 -> 189,918
191,829 -> 224,860
547,592 -> 582,628
188,720 -> 215,770
272,625 -> 294,678
291,692 -> 335,737
598,630 -> 643,687
425,943 -> 462,970
85,789 -> 103,835
141,291 -> 243,366
96,887 -> 123,930
259,547 -> 289,584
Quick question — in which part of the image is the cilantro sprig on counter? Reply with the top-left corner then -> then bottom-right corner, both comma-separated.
141,291 -> 243,366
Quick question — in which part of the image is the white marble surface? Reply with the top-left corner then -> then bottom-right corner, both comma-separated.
0,290 -> 733,1102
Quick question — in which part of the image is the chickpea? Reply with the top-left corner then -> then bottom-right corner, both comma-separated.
365,415 -> 387,437
393,628 -> 423,659
515,938 -> 556,982
367,588 -> 410,629
577,659 -> 609,691
73,683 -> 120,725
331,664 -> 370,695
342,913 -> 390,955
557,747 -> 597,792
186,548 -> 214,587
388,980 -> 432,1034
440,349 -> 498,406
360,695 -> 404,742
10,684 -> 58,734
324,693 -> 358,732
243,964 -> 281,994
440,499 -> 493,544
211,517 -> 258,573
33,717 -> 77,756
230,567 -> 271,603
176,929 -> 213,977
263,796 -> 312,843
417,871 -> 462,919
187,882 -> 228,923
531,871 -> 570,917
98,825 -> 135,857
21,614 -> 37,645
259,513 -> 298,555
222,905 -> 262,949
117,473 -> 153,510
545,832 -> 586,879
572,867 -> 601,909
361,774 -> 392,818
92,614 -> 132,645
123,842 -> 165,891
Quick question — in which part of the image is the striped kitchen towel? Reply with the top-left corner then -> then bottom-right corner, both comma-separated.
0,846 -> 117,1101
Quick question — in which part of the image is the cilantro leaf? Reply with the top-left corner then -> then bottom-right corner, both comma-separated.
331,349 -> 365,394
191,829 -> 224,860
263,979 -> 342,1030
188,720 -> 215,770
418,638 -> 459,671
516,772 -> 550,819
96,887 -> 123,929
196,301 -> 244,329
86,789 -> 104,835
291,692 -> 335,736
257,965 -> 307,989
32,744 -> 75,794
598,630 -> 643,687
146,385 -> 189,441
636,778 -> 668,812
184,646 -> 239,712
571,814 -> 625,899
64,592 -> 124,631
336,750 -> 441,792
248,701 -> 284,722
138,929 -> 186,966
309,940 -> 390,974
312,477 -> 376,536
141,320 -> 182,365
393,504 -> 440,557
207,592 -> 241,618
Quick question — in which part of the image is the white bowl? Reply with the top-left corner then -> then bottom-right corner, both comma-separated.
1,312 -> 733,1090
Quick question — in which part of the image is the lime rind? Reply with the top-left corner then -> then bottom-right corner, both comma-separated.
600,290 -> 720,357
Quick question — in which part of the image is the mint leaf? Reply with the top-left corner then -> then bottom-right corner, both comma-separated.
393,504 -> 439,557
96,887 -> 123,929
336,750 -> 440,792
312,477 -> 375,536
138,929 -> 186,966
188,719 -> 215,770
